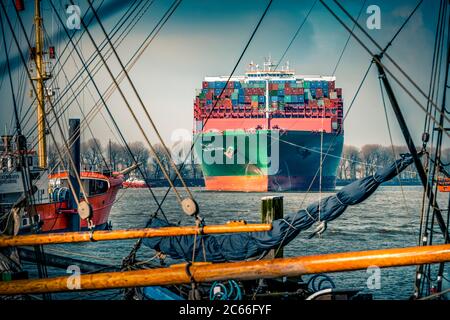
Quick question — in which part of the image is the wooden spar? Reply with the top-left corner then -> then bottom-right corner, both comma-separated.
261,196 -> 283,259
1,244 -> 450,295
18,248 -> 119,273
0,223 -> 272,247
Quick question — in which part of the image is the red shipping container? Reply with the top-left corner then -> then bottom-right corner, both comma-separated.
244,96 -> 251,103
328,81 -> 335,90
202,81 -> 209,89
285,87 -> 293,95
227,82 -> 234,89
336,88 -> 342,96
285,82 -> 291,88
224,98 -> 233,109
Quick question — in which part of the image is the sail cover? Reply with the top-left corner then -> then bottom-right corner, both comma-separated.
143,154 -> 414,262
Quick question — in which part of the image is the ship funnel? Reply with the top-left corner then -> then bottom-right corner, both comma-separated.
1,135 -> 13,152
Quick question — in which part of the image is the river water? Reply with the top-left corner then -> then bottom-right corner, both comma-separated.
23,186 -> 450,300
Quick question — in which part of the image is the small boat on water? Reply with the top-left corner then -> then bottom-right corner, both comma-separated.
123,176 -> 147,189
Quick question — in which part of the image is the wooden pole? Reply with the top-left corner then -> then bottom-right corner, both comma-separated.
2,244 -> 450,295
261,196 -> 283,258
0,223 -> 272,247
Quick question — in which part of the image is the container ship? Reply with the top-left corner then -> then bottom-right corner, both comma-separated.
193,59 -> 344,191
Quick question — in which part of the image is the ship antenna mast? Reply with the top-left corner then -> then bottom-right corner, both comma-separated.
33,0 -> 50,168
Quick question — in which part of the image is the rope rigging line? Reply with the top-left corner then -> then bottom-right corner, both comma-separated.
21,0 -> 152,154
423,0 -> 446,143
0,0 -> 154,181
380,0 -> 423,56
19,0 -> 145,146
275,0 -> 317,71
378,75 -> 412,226
415,0 -> 449,297
332,0 -> 445,122
319,0 -> 450,140
1,2 -> 91,217
18,0 -> 109,136
20,0 -> 164,178
17,0 -> 125,135
0,0 -> 176,229
72,0 -> 191,211
43,0 -> 164,174
272,1 -> 428,257
0,10 -> 50,300
41,23 -> 110,172
34,0 -> 155,178
420,0 -> 450,297
85,0 -> 192,200
332,0 -> 367,76
148,0 -> 275,218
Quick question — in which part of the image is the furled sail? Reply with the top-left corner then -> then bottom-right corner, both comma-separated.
143,154 -> 414,262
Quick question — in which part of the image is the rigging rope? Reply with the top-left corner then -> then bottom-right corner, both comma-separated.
42,23 -> 110,171
1,1 -> 91,221
46,0 -> 169,227
275,0 -> 317,70
74,0 -> 191,210
378,76 -> 412,227
37,0 -> 155,177
272,1 -> 426,257
0,10 -> 50,300
21,0 -> 150,156
332,0 -> 367,76
149,0 -> 274,217
416,0 -> 449,298
319,0 -> 450,140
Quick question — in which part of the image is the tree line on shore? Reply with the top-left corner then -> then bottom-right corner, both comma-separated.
48,139 -> 450,181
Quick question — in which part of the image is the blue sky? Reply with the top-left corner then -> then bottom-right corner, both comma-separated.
0,0 -> 445,149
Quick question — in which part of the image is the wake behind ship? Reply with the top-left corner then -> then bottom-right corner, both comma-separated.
193,59 -> 344,191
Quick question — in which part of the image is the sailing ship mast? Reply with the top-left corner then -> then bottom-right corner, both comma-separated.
32,0 -> 49,168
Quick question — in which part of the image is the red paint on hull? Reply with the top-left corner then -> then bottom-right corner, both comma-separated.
204,176 -> 268,192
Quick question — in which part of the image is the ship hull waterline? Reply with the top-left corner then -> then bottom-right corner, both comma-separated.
194,129 -> 344,192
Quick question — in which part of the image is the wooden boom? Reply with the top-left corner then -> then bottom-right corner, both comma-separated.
0,222 -> 271,247
1,244 -> 450,295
